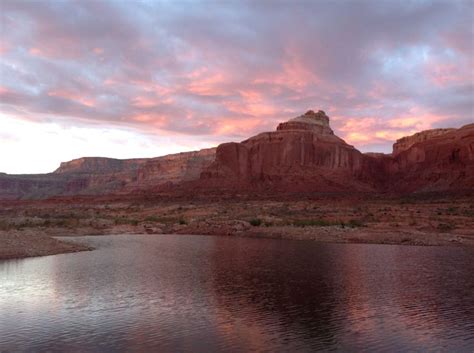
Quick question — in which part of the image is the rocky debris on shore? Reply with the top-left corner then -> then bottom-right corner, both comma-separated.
0,231 -> 93,260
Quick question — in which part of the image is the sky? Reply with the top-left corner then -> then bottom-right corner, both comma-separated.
0,0 -> 473,174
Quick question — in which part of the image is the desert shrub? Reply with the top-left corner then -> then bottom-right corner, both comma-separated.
249,218 -> 262,227
144,215 -> 161,222
114,218 -> 139,226
0,220 -> 11,230
143,216 -> 179,224
178,218 -> 187,225
291,219 -> 333,227
437,222 -> 455,232
347,219 -> 365,228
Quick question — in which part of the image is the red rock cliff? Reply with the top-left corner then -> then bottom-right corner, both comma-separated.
200,111 -> 474,193
388,124 -> 474,192
1,110 -> 472,199
201,110 -> 381,191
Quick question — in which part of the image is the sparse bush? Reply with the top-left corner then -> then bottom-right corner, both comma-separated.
347,219 -> 365,228
144,215 -> 161,222
437,222 -> 455,232
249,218 -> 262,227
114,218 -> 139,226
291,219 -> 333,227
178,218 -> 187,225
0,220 -> 11,230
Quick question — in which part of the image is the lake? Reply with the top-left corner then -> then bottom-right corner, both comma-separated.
1,234 -> 473,352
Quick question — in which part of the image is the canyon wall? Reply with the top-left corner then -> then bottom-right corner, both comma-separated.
0,149 -> 216,199
0,110 -> 472,199
200,111 -> 473,193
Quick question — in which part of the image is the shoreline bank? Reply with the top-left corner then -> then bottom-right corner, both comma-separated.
0,231 -> 93,260
2,195 -> 473,260
1,225 -> 472,261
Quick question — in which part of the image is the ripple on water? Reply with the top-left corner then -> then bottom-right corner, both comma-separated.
0,234 -> 473,352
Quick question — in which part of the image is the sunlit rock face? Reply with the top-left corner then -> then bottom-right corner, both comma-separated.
388,124 -> 474,192
135,148 -> 216,185
0,111 -> 473,199
392,128 -> 456,157
201,111 -> 474,193
201,110 -> 381,192
0,149 -> 217,199
276,110 -> 334,135
54,157 -> 147,174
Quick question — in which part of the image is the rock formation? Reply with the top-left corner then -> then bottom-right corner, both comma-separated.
388,124 -> 474,192
276,110 -> 334,135
55,157 -> 148,174
135,148 -> 216,185
0,110 -> 472,199
392,128 -> 456,156
200,113 -> 473,193
201,110 -> 379,192
0,149 -> 216,199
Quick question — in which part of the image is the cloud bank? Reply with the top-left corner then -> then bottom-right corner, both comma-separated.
1,0 -> 472,173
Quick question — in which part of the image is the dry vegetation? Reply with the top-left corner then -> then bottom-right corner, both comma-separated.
1,192 -> 473,259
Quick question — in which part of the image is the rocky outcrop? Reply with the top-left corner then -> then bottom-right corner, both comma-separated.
201,110 -> 382,192
200,112 -> 474,193
276,110 -> 334,135
135,148 -> 216,185
392,128 -> 456,156
0,149 -> 217,199
0,111 -> 472,199
388,124 -> 474,192
55,157 -> 147,174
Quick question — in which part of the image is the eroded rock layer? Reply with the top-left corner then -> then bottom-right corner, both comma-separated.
0,149 -> 216,199
200,113 -> 473,193
0,111 -> 472,199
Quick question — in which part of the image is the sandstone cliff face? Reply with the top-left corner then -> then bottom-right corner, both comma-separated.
201,110 -> 381,192
276,110 -> 334,135
55,157 -> 148,174
136,148 -> 216,185
388,124 -> 474,192
392,128 -> 456,156
0,149 -> 217,199
200,111 -> 473,193
1,111 -> 472,199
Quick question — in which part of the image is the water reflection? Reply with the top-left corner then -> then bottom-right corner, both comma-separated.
0,235 -> 473,352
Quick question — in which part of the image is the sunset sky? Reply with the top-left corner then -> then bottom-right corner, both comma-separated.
1,0 -> 473,174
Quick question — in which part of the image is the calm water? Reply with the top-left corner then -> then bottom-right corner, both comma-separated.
1,234 -> 473,352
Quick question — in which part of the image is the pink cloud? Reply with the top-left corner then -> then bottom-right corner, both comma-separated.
1,0 -> 472,169
47,90 -> 96,107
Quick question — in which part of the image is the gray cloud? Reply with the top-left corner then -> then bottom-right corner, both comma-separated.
0,0 -> 472,150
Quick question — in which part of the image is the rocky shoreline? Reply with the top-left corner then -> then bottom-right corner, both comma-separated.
1,193 -> 473,260
2,223 -> 472,261
0,231 -> 93,260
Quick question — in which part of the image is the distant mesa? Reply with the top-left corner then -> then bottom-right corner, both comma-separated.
0,110 -> 473,199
